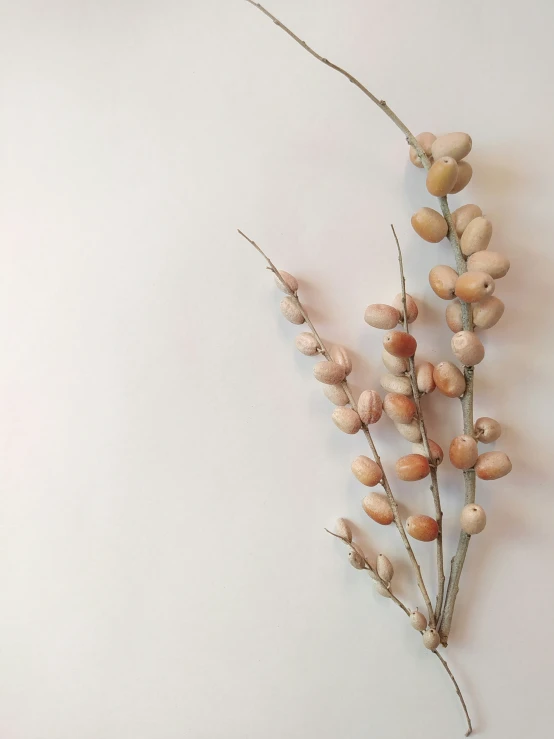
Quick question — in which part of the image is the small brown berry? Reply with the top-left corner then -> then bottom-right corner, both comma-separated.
460,504 -> 487,535
426,156 -> 459,197
416,362 -> 436,394
392,293 -> 418,324
362,493 -> 394,525
433,361 -> 466,398
313,361 -> 346,385
406,515 -> 439,542
275,270 -> 298,293
322,383 -> 349,406
280,296 -> 305,324
364,304 -> 401,330
445,300 -> 464,332
472,296 -> 504,329
332,407 -> 362,434
455,271 -> 495,303
396,454 -> 430,481
357,390 -> 383,424
452,204 -> 482,236
431,132 -> 472,161
351,456 -> 383,487
449,161 -> 473,193
429,265 -> 458,300
451,331 -> 485,365
411,207 -> 448,243
383,393 -> 417,424
449,435 -> 478,470
475,451 -> 512,480
382,349 -> 409,375
409,132 -> 436,168
330,345 -> 352,376
295,332 -> 319,356
376,553 -> 394,582
460,216 -> 492,256
383,331 -> 417,358
467,251 -> 510,279
474,417 -> 502,444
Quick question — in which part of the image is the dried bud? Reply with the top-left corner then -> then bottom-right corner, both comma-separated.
382,349 -> 409,376
423,628 -> 441,650
474,417 -> 502,444
412,440 -> 444,465
410,609 -> 428,631
451,331 -> 485,365
472,296 -> 505,329
348,548 -> 365,570
433,361 -> 466,398
374,581 -> 392,598
431,132 -> 472,161
406,515 -> 439,542
376,553 -> 394,583
449,160 -> 473,193
411,207 -> 448,243
351,456 -> 383,487
383,331 -> 417,358
452,204 -> 482,236
429,265 -> 459,300
330,345 -> 353,376
332,407 -> 362,434
455,271 -> 495,303
445,300 -> 464,333
409,132 -> 436,168
416,362 -> 436,394
322,383 -> 350,406
335,518 -> 352,542
392,293 -> 418,324
467,251 -> 510,279
275,270 -> 298,293
394,419 -> 422,443
313,361 -> 346,385
460,504 -> 487,535
280,296 -> 305,324
475,451 -> 512,480
364,303 -> 401,330
426,156 -> 459,197
449,435 -> 478,470
383,393 -> 417,424
362,492 -> 394,525
295,332 -> 319,356
358,390 -> 383,424
396,454 -> 430,481
380,373 -> 413,396
460,217 -> 493,256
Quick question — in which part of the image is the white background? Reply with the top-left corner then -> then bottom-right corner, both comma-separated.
1,1 -> 553,737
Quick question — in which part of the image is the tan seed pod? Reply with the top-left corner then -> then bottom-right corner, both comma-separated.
332,407 -> 362,435
362,492 -> 394,525
426,156 -> 459,197
423,628 -> 441,650
383,393 -> 417,424
433,361 -> 466,397
280,296 -> 305,324
295,332 -> 320,356
445,300 -> 464,333
335,518 -> 352,542
472,296 -> 505,329
431,132 -> 472,161
380,374 -> 413,396
330,345 -> 352,376
348,548 -> 365,570
367,568 -> 380,583
449,161 -> 473,194
364,303 -> 401,330
412,440 -> 444,465
382,349 -> 409,375
313,361 -> 346,385
392,293 -> 418,324
322,383 -> 350,406
460,216 -> 493,257
376,553 -> 394,583
455,271 -> 495,303
467,251 -> 510,279
475,451 -> 512,480
358,390 -> 383,424
352,456 -> 383,487
396,454 -> 430,481
411,207 -> 448,243
416,361 -> 436,394
429,265 -> 458,300
275,270 -> 298,293
374,581 -> 392,598
474,416 -> 502,444
461,504 -> 487,535
383,331 -> 417,358
410,610 -> 428,631
395,419 -> 422,443
452,204 -> 483,236
451,331 -> 485,365
449,435 -> 479,470
406,515 -> 439,542
409,132 -> 436,168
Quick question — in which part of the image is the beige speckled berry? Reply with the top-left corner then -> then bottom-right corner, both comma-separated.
362,492 -> 394,525
412,440 -> 444,465
472,296 -> 505,329
426,156 -> 459,197
365,304 -> 401,330
295,332 -> 319,356
335,518 -> 352,542
330,345 -> 352,376
392,293 -> 418,324
410,610 -> 428,631
445,300 -> 464,333
449,161 -> 473,194
449,435 -> 478,470
382,349 -> 409,376
406,515 -> 439,542
460,504 -> 487,535
383,393 -> 417,424
275,270 -> 298,293
322,383 -> 349,406
280,296 -> 305,324
332,407 -> 362,434
409,132 -> 436,168
451,331 -> 485,365
411,208 -> 448,243
351,456 -> 383,487
380,373 -> 413,396
376,554 -> 394,583
416,362 -> 436,394
313,361 -> 346,385
455,271 -> 495,303
357,390 -> 383,425
429,265 -> 458,300
474,417 -> 502,444
452,204 -> 482,236
467,251 -> 510,279
395,419 -> 422,443
433,361 -> 466,398
423,628 -> 441,650
475,451 -> 512,480
460,217 -> 492,256
431,132 -> 472,161
396,454 -> 430,481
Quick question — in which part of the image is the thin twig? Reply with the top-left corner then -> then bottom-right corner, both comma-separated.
243,0 -> 476,645
390,225 -> 445,621
238,228 -> 435,626
433,650 -> 473,736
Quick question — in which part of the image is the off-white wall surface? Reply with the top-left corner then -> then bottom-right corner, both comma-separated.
1,1 -> 553,737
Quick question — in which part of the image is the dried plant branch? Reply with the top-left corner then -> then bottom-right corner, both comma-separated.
244,0 -> 476,645
238,228 -> 435,626
391,225 -> 445,621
